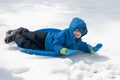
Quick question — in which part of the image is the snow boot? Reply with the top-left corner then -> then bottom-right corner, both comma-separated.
4,27 -> 25,44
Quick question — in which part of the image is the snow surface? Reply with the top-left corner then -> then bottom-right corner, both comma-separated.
0,0 -> 120,80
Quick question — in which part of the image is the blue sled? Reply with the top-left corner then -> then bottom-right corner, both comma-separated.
18,28 -> 62,56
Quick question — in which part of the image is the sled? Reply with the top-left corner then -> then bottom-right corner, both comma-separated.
18,28 -> 62,56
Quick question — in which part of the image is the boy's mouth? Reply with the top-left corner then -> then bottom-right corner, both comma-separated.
74,34 -> 81,38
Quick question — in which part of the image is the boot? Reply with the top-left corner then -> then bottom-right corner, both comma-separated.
4,27 -> 25,44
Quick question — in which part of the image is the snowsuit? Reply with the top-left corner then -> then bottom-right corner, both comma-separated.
15,17 -> 91,54
46,17 -> 90,53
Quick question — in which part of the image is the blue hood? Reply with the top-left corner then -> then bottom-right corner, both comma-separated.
69,17 -> 88,37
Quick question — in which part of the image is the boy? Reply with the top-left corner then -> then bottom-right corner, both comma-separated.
4,17 -> 102,55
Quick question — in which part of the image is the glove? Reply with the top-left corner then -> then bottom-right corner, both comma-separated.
93,43 -> 103,52
90,43 -> 103,54
60,48 -> 77,55
66,49 -> 77,55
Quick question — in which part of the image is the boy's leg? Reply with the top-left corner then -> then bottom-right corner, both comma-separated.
15,35 -> 42,50
5,27 -> 47,50
20,29 -> 47,50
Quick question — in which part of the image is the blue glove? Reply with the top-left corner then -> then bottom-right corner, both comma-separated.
60,48 -> 77,55
66,49 -> 77,55
92,43 -> 103,52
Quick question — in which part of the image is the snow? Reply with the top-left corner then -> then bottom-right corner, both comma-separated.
0,0 -> 120,80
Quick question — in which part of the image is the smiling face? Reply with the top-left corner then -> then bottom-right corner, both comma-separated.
73,29 -> 82,38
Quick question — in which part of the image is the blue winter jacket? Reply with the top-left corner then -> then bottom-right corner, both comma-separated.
45,17 -> 91,54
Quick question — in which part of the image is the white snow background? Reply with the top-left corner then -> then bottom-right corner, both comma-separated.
0,0 -> 120,80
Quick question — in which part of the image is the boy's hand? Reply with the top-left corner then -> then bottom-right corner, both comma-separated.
92,43 -> 103,53
60,48 -> 77,55
66,49 -> 77,55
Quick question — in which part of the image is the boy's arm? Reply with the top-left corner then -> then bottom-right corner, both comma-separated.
53,31 -> 65,53
80,41 -> 103,54
53,30 -> 77,55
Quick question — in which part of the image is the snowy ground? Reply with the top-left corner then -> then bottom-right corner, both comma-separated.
0,0 -> 120,80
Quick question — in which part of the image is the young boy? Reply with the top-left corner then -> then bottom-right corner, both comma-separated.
4,17 -> 102,55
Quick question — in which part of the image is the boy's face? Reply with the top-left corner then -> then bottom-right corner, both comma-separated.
73,29 -> 81,38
